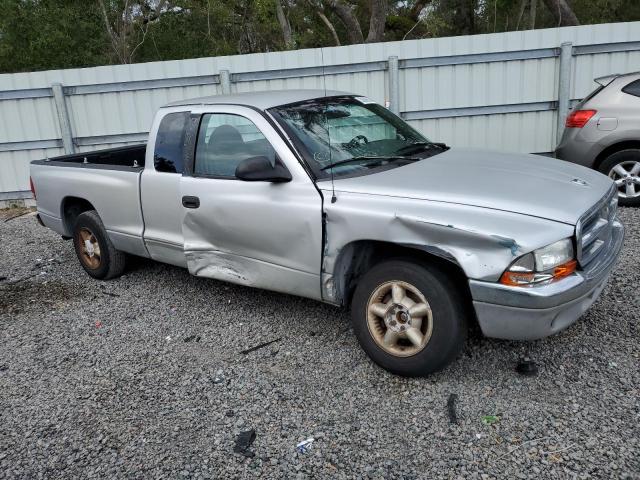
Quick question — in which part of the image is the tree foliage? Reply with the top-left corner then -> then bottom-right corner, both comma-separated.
0,0 -> 638,73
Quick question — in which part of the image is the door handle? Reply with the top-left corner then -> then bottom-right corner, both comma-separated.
182,196 -> 200,209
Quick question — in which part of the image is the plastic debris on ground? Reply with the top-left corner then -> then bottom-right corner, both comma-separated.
516,357 -> 538,376
234,429 -> 256,457
212,370 -> 225,384
240,338 -> 281,355
296,438 -> 314,454
481,415 -> 500,425
446,393 -> 459,425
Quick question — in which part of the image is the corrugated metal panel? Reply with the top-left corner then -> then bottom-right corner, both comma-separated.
0,21 -> 639,195
0,148 -> 64,193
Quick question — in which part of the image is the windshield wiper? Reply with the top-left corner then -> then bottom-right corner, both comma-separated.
320,155 -> 419,171
395,141 -> 448,155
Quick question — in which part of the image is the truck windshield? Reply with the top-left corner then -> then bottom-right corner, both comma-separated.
269,96 -> 445,179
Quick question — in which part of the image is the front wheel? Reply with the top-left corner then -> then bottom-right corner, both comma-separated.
350,259 -> 467,376
599,149 -> 640,207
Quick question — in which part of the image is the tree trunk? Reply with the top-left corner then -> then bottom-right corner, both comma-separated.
326,0 -> 364,43
275,1 -> 294,49
451,0 -> 476,35
542,0 -> 579,26
409,0 -> 431,22
317,10 -> 341,46
529,0 -> 537,29
515,0 -> 527,30
366,0 -> 387,43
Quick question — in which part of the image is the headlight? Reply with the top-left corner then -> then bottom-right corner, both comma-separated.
500,238 -> 576,286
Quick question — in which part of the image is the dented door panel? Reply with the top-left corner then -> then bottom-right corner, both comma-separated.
180,105 -> 323,300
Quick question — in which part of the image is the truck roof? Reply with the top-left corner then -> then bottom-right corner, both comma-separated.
163,89 -> 353,110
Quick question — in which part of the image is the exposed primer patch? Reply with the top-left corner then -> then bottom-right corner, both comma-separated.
490,235 -> 520,256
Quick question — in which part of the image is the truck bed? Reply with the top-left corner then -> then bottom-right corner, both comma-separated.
30,144 -> 149,258
35,144 -> 146,169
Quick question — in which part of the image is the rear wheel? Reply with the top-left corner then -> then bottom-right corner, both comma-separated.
72,210 -> 126,280
350,259 -> 467,376
599,149 -> 640,207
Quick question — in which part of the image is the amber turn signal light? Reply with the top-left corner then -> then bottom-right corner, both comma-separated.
552,259 -> 577,279
499,259 -> 577,287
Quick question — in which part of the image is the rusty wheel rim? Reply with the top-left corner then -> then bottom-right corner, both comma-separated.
366,280 -> 434,357
77,227 -> 102,269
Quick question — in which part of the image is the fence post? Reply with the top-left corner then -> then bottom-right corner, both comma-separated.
51,83 -> 75,154
220,70 -> 231,95
388,56 -> 400,115
557,42 -> 573,143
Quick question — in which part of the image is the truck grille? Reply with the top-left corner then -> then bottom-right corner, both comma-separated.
576,185 -> 618,267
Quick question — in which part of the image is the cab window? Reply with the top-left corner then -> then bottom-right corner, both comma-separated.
193,114 -> 276,177
154,112 -> 189,173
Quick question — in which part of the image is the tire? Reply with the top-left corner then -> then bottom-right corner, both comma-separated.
350,258 -> 467,377
72,210 -> 126,280
598,149 -> 640,207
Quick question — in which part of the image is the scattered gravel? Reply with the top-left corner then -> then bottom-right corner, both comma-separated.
0,208 -> 638,479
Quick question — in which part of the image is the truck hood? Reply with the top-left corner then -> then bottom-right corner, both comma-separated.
328,148 -> 614,225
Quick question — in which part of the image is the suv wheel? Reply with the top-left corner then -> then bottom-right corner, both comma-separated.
599,149 -> 640,207
350,259 -> 467,376
72,210 -> 126,280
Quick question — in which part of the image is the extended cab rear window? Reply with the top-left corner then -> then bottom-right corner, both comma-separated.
154,112 -> 189,173
622,79 -> 640,98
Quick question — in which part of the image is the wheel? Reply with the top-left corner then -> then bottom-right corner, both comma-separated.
598,149 -> 640,207
350,259 -> 467,376
72,210 -> 126,280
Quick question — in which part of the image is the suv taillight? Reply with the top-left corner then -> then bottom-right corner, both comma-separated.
30,177 -> 36,200
565,109 -> 596,128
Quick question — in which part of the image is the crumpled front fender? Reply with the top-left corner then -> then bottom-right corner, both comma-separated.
321,190 -> 574,303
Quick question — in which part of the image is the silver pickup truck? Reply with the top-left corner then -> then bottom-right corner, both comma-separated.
30,90 -> 624,376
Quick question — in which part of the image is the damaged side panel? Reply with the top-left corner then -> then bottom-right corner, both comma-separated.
320,189 -> 574,303
179,172 -> 324,302
184,248 -> 320,299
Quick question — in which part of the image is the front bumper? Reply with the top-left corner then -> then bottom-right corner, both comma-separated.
469,219 -> 624,340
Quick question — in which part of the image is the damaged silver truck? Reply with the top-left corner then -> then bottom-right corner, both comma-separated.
30,90 -> 624,376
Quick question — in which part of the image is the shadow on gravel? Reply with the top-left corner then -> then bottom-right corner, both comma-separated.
0,280 -> 82,315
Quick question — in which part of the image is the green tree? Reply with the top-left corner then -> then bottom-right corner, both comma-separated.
0,0 -> 639,73
0,0 -> 109,73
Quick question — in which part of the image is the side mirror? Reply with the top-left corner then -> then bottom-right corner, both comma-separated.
235,156 -> 292,183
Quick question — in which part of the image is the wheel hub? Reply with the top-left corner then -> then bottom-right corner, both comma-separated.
385,304 -> 412,332
77,227 -> 101,269
84,239 -> 96,257
366,280 -> 434,357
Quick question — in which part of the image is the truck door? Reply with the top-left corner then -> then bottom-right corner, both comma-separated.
141,108 -> 191,267
179,105 -> 324,300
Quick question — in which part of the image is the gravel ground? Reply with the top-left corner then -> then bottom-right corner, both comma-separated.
0,208 -> 638,479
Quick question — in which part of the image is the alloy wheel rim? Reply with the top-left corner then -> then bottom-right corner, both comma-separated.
609,160 -> 640,198
77,227 -> 101,269
366,280 -> 433,357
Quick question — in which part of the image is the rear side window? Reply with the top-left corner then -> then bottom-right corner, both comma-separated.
154,112 -> 189,173
622,79 -> 640,98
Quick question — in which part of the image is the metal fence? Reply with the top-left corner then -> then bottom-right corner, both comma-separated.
1,21 -> 639,200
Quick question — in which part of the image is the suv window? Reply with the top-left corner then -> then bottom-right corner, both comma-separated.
622,79 -> 640,98
194,113 -> 276,177
154,112 -> 189,173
